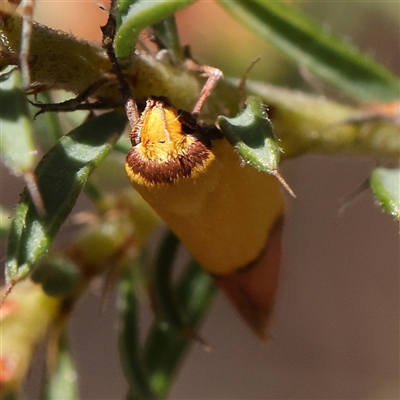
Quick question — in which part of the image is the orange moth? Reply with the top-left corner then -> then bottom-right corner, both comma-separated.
124,94 -> 285,339
101,11 -> 285,339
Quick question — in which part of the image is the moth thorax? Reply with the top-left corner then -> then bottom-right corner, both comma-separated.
126,96 -> 216,186
135,99 -> 194,162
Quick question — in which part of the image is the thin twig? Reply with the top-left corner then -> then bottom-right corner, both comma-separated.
19,0 -> 35,89
101,2 -> 139,128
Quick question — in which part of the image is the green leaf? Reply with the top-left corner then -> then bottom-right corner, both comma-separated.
217,96 -> 280,174
152,16 -> 184,60
0,67 -> 44,213
243,81 -> 400,159
218,0 -> 400,102
118,261 -> 155,400
370,167 -> 400,222
115,0 -> 137,25
0,68 -> 36,175
43,334 -> 79,400
144,259 -> 217,397
29,92 -> 67,153
5,112 -> 127,284
114,0 -> 196,60
119,234 -> 216,399
152,230 -> 186,332
217,96 -> 295,196
31,257 -> 82,297
0,206 -> 12,238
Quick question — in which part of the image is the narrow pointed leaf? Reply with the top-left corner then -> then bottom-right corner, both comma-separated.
114,0 -> 195,60
118,262 -> 155,400
5,112 -> 127,284
370,167 -> 400,222
219,0 -> 400,102
152,230 -> 186,331
144,259 -> 217,397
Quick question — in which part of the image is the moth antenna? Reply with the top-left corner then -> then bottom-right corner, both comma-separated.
238,57 -> 261,109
